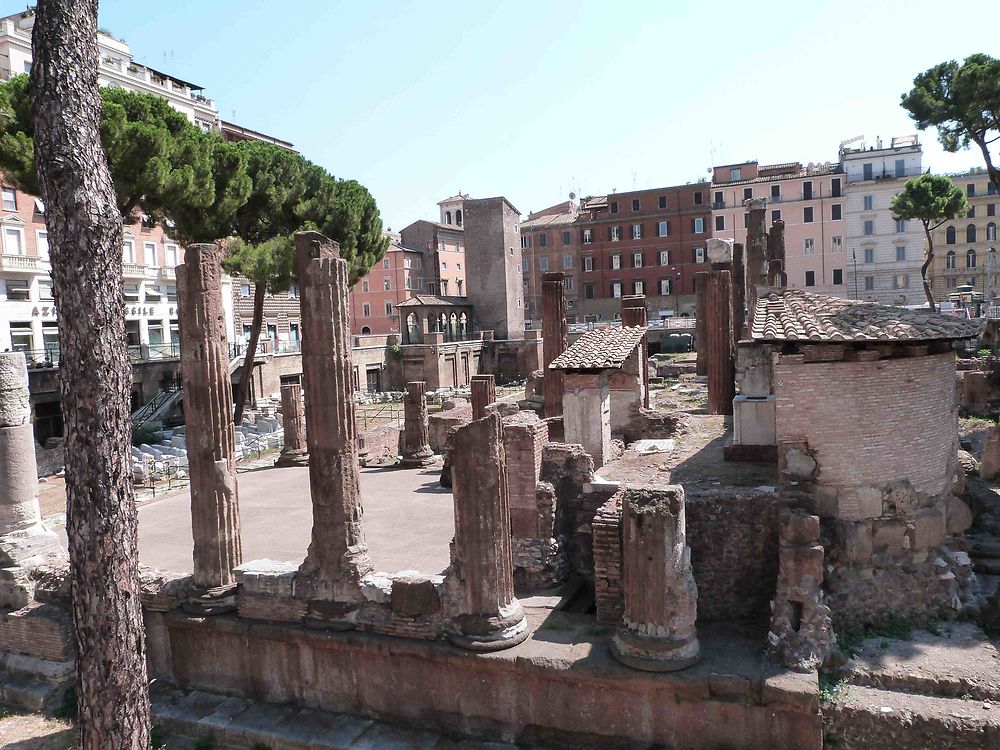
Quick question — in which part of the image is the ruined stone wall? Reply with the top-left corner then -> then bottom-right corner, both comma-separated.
480,338 -> 542,384
774,352 -> 957,498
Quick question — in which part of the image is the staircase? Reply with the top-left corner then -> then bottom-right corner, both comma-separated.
131,386 -> 183,429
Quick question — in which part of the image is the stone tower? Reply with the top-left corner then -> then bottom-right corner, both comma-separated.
463,197 -> 524,340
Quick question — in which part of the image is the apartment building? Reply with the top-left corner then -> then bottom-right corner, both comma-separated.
711,161 -> 847,295
399,194 -> 468,297
349,238 -> 427,336
842,136 -> 926,305
519,201 -> 580,324
928,171 -> 999,303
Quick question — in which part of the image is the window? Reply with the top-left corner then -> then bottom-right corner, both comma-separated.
771,184 -> 781,200
715,215 -> 725,231
38,279 -> 54,300
946,251 -> 957,269
611,254 -> 622,269
990,204 -> 997,217
805,270 -> 815,287
659,278 -> 672,295
657,220 -> 669,237
659,249 -> 670,266
632,280 -> 644,295
521,258 -> 528,272
968,183 -> 976,197
584,283 -> 595,300
632,252 -> 643,268
563,254 -> 572,269
632,223 -> 642,240
383,258 -> 390,269
693,191 -> 703,205
562,231 -> 571,245
743,187 -> 752,201
892,274 -> 909,289
384,277 -> 391,291
362,303 -> 371,317
144,241 -> 157,267
1,187 -> 16,211
632,198 -> 640,211
165,244 -> 178,267
988,223 -> 997,241
145,286 -> 162,302
520,234 -> 530,249
445,211 -> 452,224
729,168 -> 742,181
990,183 -> 999,196
863,220 -> 874,236
3,226 -> 23,255
967,206 -> 976,219
523,279 -> 529,292
539,257 -> 549,272
863,163 -> 873,181
832,204 -> 842,220
833,268 -> 843,285
831,235 -> 843,252
5,279 -> 29,300
967,249 -> 977,268
584,256 -> 594,272
831,178 -> 842,197
803,206 -> 814,223
947,277 -> 958,288
404,257 -> 412,269
456,209 -> 462,226
895,219 -> 906,233
713,190 -> 723,206
967,224 -> 977,243
896,246 -> 906,262
658,195 -> 667,209
894,159 -> 905,178
385,302 -> 393,315
864,276 -> 875,291
288,283 -> 298,299
583,229 -> 592,244
771,209 -> 782,223
863,247 -> 875,264
121,240 -> 135,263
946,226 -> 956,244
610,200 -> 619,214
9,323 -> 32,351
240,284 -> 251,298
693,217 -> 705,234
611,281 -> 622,298
123,283 -> 139,302
538,233 -> 548,248
863,195 -> 874,211
362,279 -> 370,292
804,238 -> 815,254
802,181 -> 813,200
610,226 -> 620,242
695,247 -> 706,263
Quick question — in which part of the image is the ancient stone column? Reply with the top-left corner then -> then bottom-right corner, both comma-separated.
449,412 -> 529,651
275,379 -> 308,467
732,243 -> 747,341
621,295 -> 649,409
694,272 -> 708,377
400,381 -> 434,467
294,231 -> 373,605
176,244 -> 243,611
0,352 -> 42,536
541,272 -> 568,418
983,426 -> 1000,479
611,485 -> 700,672
470,374 -> 496,420
705,270 -> 735,415
745,197 -> 769,318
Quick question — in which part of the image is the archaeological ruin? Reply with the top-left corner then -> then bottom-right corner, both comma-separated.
3,215 -> 1000,750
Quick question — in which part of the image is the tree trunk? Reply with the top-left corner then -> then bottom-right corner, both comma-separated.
921,221 -> 937,312
233,282 -> 265,424
970,132 -> 1000,196
29,2 -> 151,749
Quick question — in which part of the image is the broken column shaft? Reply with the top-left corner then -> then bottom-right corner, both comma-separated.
400,381 -> 434,467
611,485 -> 700,672
745,197 -> 769,320
695,274 -> 708,377
704,270 -> 735,415
0,352 -> 42,535
295,231 -> 373,597
621,295 -> 649,409
470,374 -> 496,420
276,379 -> 308,467
176,244 -> 243,606
541,272 -> 568,418
449,412 -> 528,651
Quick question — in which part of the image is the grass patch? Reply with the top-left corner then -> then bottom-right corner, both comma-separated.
961,415 -> 998,428
837,614 -> 914,657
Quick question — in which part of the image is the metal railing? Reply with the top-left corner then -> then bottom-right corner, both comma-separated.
15,346 -> 61,369
128,342 -> 181,362
568,317 -> 696,334
131,386 -> 181,427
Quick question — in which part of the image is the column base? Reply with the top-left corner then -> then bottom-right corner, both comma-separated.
449,601 -> 530,652
275,450 -> 309,468
183,583 -> 238,616
610,626 -> 701,672
400,448 -> 435,468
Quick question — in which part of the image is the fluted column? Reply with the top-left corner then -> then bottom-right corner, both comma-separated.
275,380 -> 308,467
705,271 -> 735,415
541,272 -> 568,417
295,231 -> 373,597
176,244 -> 243,610
470,374 -> 496,420
694,273 -> 708,376
400,381 -> 434,467
0,352 -> 41,536
449,412 -> 528,651
745,197 -> 768,321
621,295 -> 649,409
611,486 -> 700,672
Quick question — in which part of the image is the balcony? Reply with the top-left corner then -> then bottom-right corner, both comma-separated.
122,262 -> 159,279
159,266 -> 177,280
1,254 -> 50,273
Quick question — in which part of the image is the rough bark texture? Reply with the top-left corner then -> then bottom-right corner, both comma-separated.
400,381 -> 434,467
620,295 -> 649,409
29,1 -> 151,746
295,231 -> 373,589
233,283 -> 265,424
470,374 -> 496,420
541,272 -> 568,417
176,244 -> 243,593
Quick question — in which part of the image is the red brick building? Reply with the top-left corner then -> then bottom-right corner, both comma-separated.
349,238 -> 427,336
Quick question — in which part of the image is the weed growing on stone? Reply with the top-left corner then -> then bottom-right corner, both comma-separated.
962,415 -> 998,428
925,618 -> 942,636
961,692 -> 974,701
819,674 -> 849,704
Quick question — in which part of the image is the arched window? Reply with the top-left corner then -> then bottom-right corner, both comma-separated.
967,223 -> 977,243
946,226 -> 956,244
445,211 -> 452,225
988,222 -> 997,241
946,250 -> 956,269
967,248 -> 977,268
456,209 -> 463,226
360,326 -> 372,335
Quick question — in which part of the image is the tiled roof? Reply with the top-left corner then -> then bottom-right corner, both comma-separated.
712,164 -> 842,189
751,289 -> 984,343
395,295 -> 473,308
521,210 -> 580,229
549,326 -> 646,371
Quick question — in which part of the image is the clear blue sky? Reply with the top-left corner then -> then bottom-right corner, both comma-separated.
11,0 -> 1000,229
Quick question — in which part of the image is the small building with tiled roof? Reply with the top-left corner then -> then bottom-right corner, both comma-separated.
549,326 -> 647,372
395,294 -> 475,345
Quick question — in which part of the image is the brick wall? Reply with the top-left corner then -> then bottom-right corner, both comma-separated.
774,352 -> 957,497
503,413 -> 549,538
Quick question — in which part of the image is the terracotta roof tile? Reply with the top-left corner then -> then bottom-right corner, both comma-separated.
751,289 -> 983,343
549,326 -> 646,371
395,295 -> 472,308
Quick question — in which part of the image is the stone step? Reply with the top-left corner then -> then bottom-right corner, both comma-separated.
823,684 -> 1000,750
0,670 -> 64,713
150,684 -> 519,750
